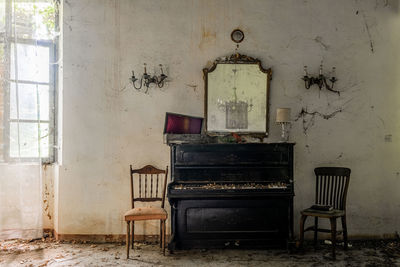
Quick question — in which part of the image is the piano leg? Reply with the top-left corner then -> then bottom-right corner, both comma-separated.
167,235 -> 176,254
167,201 -> 178,254
286,196 -> 295,253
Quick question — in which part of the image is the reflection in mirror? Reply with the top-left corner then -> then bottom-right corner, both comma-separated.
203,54 -> 271,136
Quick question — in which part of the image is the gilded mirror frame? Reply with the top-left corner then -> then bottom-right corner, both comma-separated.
203,53 -> 272,138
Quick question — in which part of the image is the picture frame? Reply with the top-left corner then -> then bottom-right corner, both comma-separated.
163,112 -> 203,134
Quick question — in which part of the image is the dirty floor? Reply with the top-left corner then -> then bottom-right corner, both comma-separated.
1,239 -> 400,266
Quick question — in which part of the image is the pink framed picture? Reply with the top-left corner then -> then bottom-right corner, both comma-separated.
164,113 -> 203,134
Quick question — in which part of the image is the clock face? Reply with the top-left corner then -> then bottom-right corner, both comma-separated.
231,29 -> 244,43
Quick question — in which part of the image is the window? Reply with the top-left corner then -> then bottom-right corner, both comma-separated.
0,0 -> 58,162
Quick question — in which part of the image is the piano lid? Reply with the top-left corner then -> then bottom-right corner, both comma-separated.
170,143 -> 294,183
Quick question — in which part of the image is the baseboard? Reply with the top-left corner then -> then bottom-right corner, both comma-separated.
304,233 -> 399,241
349,233 -> 399,240
54,231 -> 169,243
52,231 -> 399,243
0,229 -> 42,240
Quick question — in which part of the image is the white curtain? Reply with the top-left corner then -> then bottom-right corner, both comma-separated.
0,0 -> 58,240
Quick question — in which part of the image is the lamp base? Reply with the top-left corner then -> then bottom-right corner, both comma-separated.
279,122 -> 290,142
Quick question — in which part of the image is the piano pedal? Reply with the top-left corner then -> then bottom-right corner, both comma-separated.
234,240 -> 240,247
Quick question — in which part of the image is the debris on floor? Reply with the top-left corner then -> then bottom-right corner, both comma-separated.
0,237 -> 399,266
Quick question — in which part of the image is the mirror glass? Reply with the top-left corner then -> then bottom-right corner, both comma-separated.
204,54 -> 271,135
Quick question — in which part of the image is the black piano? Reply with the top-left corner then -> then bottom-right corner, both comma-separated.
167,143 -> 294,250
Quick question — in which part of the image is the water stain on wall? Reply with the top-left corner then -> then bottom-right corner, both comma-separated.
43,184 -> 52,220
199,27 -> 216,51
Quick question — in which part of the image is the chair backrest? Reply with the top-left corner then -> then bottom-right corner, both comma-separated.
130,165 -> 168,209
314,167 -> 351,211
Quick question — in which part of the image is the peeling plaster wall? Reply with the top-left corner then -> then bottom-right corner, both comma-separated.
59,0 -> 400,237
42,165 -> 55,230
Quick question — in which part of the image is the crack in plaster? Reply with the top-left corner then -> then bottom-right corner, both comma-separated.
375,0 -> 389,9
314,36 -> 329,50
356,1 -> 375,53
286,36 -> 299,48
185,84 -> 198,91
295,107 -> 343,135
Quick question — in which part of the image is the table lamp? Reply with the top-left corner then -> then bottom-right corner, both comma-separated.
276,108 -> 291,142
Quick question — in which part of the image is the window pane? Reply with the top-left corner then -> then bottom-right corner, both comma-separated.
10,43 -> 50,83
10,82 -> 38,120
10,83 -> 50,121
10,83 -> 17,119
0,43 -> 6,81
11,1 -> 57,40
0,2 -> 5,35
39,123 -> 49,158
38,85 -> 49,121
9,122 -> 50,159
10,122 -> 39,158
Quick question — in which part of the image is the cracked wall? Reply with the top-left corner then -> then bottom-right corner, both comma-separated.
57,0 -> 400,238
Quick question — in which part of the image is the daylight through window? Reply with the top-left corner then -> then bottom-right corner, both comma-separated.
0,0 -> 58,162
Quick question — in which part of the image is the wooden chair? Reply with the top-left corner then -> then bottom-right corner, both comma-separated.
299,167 -> 351,260
124,165 -> 168,258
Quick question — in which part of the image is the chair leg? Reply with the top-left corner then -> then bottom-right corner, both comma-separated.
131,221 -> 135,249
341,215 -> 348,250
314,217 -> 318,250
330,217 -> 337,260
160,220 -> 162,248
299,214 -> 307,249
162,220 -> 166,256
126,221 -> 130,259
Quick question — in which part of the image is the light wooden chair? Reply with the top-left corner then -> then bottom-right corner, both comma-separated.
299,167 -> 351,260
124,165 -> 168,258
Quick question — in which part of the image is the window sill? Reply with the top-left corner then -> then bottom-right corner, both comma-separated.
0,161 -> 58,166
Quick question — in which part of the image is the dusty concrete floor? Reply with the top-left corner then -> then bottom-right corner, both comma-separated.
1,238 -> 400,267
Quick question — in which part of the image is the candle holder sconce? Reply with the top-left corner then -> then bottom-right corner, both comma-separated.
130,63 -> 168,93
302,64 -> 339,95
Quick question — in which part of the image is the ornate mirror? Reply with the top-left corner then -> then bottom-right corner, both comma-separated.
203,53 -> 272,136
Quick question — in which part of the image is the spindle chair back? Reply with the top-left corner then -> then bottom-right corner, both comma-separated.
130,165 -> 168,209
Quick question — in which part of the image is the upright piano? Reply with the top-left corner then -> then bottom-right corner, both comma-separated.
167,143 -> 294,250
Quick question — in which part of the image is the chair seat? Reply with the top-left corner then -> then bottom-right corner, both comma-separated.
301,208 -> 345,218
124,207 -> 167,221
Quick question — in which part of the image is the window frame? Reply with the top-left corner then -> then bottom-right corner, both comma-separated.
2,38 -> 57,163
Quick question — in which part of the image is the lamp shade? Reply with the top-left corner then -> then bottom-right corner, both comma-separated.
276,108 -> 291,123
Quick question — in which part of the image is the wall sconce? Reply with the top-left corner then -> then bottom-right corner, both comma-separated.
276,108 -> 291,142
130,63 -> 167,93
302,64 -> 339,95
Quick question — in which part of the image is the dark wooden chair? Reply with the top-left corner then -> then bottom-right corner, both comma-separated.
299,167 -> 351,259
124,165 -> 168,258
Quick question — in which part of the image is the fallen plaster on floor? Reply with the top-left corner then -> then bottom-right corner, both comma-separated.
1,238 -> 400,266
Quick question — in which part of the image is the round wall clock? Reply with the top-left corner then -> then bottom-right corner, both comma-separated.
231,29 -> 244,43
